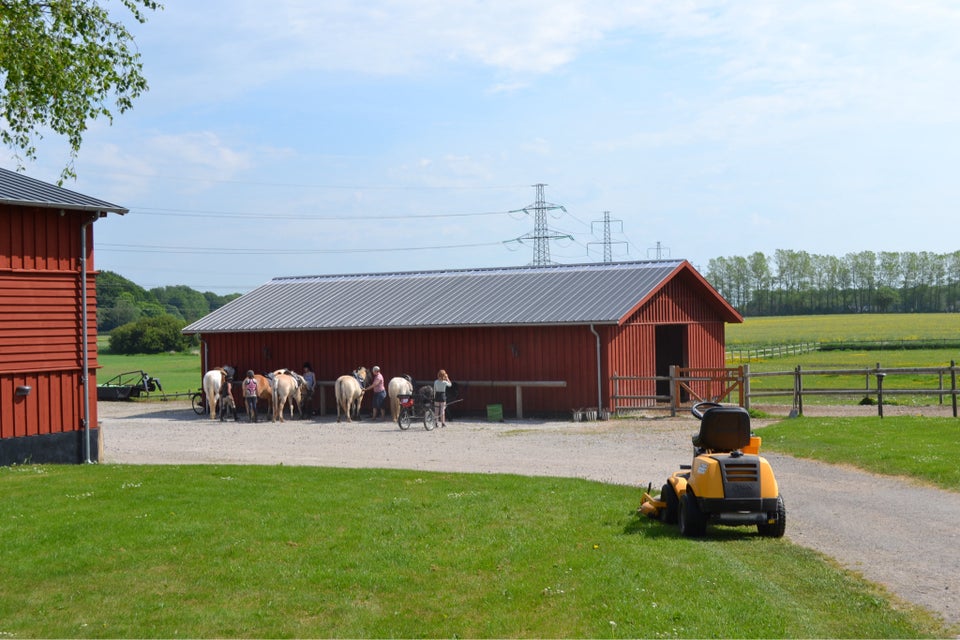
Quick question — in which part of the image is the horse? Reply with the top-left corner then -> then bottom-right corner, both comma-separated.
202,365 -> 236,420
335,366 -> 369,423
387,375 -> 414,423
250,373 -> 273,421
271,369 -> 306,422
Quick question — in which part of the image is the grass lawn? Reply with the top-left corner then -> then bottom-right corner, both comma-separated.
758,415 -> 960,492
0,464 -> 948,639
97,351 -> 202,394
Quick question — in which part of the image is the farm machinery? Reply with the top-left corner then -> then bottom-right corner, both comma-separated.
97,370 -> 162,401
639,401 -> 785,538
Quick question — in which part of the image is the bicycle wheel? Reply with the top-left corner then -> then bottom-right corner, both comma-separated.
191,392 -> 205,415
423,407 -> 437,431
398,407 -> 412,430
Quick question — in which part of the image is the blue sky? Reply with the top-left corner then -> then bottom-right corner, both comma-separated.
12,1 -> 960,294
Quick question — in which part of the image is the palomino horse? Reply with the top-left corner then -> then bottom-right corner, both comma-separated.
250,373 -> 273,421
271,369 -> 306,422
335,366 -> 369,423
387,375 -> 414,423
202,365 -> 236,420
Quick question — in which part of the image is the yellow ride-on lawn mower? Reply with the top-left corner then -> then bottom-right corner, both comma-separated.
640,401 -> 786,538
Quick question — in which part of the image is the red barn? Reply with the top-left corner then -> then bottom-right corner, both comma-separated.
183,260 -> 742,418
1,168 -> 127,465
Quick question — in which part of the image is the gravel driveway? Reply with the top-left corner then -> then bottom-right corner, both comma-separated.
98,400 -> 960,628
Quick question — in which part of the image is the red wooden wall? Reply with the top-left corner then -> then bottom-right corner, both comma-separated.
202,323 -> 600,416
607,270 -> 728,406
0,205 -> 98,443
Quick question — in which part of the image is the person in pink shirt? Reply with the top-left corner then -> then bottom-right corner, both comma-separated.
365,365 -> 387,420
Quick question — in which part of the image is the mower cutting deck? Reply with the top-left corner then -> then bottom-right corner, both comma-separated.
640,401 -> 786,538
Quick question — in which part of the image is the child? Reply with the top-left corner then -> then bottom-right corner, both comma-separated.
243,370 -> 259,422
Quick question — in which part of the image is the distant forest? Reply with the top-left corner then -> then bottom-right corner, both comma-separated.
97,271 -> 240,332
706,250 -> 960,315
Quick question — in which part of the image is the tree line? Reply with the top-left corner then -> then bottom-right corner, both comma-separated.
97,271 -> 240,353
705,250 -> 960,315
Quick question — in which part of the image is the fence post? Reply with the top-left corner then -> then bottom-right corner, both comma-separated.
792,365 -> 803,417
612,371 -> 619,415
952,360 -> 957,418
876,372 -> 886,418
669,364 -> 677,417
741,364 -> 750,410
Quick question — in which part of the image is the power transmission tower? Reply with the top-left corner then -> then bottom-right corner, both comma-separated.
587,210 -> 628,262
506,183 -> 570,266
647,241 -> 670,260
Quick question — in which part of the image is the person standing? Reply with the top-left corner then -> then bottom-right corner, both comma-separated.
366,365 -> 387,420
301,362 -> 317,414
243,370 -> 259,422
302,363 -> 316,392
433,369 -> 453,427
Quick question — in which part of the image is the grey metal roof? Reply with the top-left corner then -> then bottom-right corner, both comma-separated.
183,260 -> 729,334
0,167 -> 128,214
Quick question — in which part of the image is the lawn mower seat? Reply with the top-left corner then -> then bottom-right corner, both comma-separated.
692,406 -> 752,452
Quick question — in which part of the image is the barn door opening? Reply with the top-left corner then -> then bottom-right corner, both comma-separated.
655,324 -> 687,401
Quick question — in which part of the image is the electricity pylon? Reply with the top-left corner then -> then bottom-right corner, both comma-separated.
506,183 -> 570,266
587,210 -> 628,263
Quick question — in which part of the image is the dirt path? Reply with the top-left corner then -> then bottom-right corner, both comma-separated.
98,400 -> 960,628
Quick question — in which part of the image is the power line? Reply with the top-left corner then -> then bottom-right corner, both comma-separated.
127,207 -> 512,220
97,239 -> 505,255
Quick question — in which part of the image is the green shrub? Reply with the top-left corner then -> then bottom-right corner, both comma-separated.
108,314 -> 195,354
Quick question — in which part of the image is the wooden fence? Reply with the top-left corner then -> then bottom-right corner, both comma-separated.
726,343 -> 819,362
612,362 -> 960,418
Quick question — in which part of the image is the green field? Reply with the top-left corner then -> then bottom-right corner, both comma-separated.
98,350 -> 202,394
727,312 -> 960,346
0,464 -> 948,638
723,315 -> 960,405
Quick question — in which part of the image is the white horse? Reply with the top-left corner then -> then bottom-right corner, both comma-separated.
335,366 -> 368,423
387,375 -> 414,423
201,366 -> 235,420
271,369 -> 306,422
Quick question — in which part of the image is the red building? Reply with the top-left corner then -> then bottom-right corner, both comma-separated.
0,168 -> 127,465
184,260 -> 742,417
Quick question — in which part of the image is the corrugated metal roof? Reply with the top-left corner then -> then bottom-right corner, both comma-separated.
0,167 -> 128,214
184,260 -> 698,333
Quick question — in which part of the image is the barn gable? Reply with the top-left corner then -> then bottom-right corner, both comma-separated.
0,167 -> 126,465
188,260 -> 741,418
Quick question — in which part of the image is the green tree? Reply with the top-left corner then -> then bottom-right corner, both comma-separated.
0,0 -> 161,182
97,270 -> 155,331
108,314 -> 193,354
747,252 -> 770,315
151,285 -> 210,323
103,291 -> 142,330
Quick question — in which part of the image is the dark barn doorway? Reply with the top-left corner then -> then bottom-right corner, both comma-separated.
655,324 -> 687,401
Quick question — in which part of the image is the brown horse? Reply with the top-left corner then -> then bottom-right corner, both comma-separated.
335,366 -> 368,423
251,373 -> 273,421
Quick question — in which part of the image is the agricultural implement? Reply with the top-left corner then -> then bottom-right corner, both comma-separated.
639,401 -> 786,538
97,370 -> 162,401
